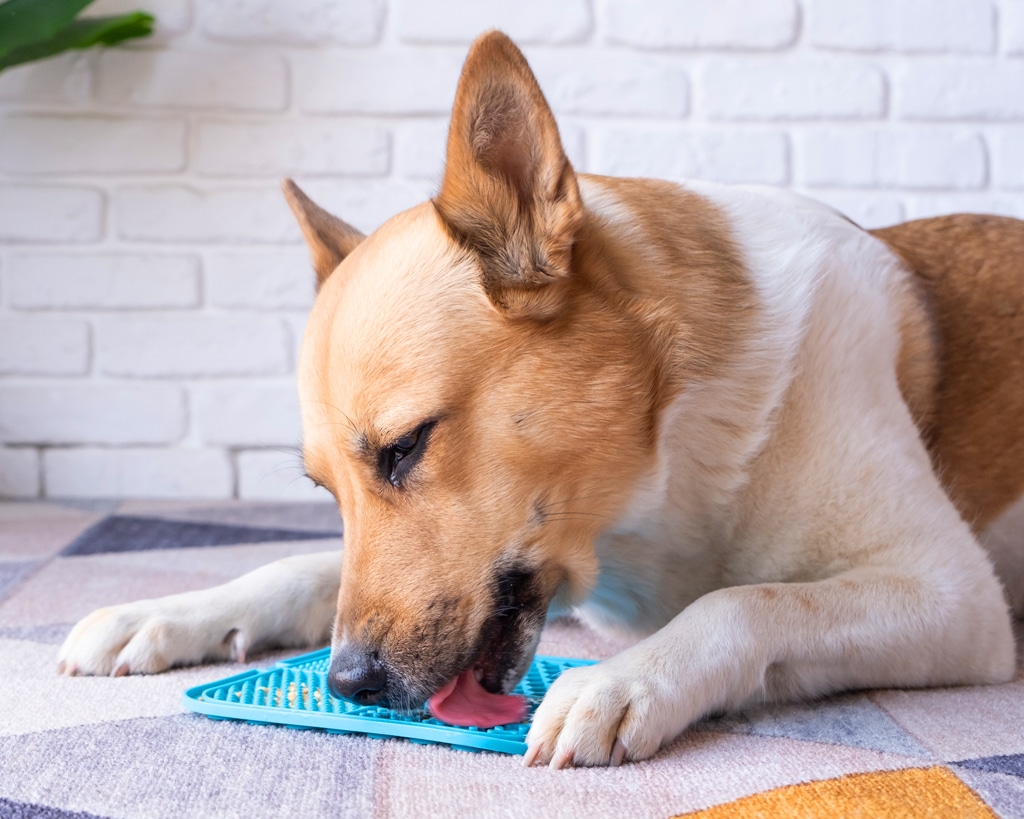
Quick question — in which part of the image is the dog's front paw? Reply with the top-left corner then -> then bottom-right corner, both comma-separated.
524,654 -> 680,768
57,600 -> 241,677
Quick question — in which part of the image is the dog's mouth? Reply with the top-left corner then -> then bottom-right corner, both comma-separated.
467,566 -> 549,695
421,566 -> 548,726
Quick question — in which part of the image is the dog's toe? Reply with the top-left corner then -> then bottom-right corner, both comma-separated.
58,606 -> 139,677
57,604 -> 203,677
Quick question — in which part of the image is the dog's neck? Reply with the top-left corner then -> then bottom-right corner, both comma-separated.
569,177 -> 828,634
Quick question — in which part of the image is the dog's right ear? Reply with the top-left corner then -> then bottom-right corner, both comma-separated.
281,179 -> 365,289
435,31 -> 582,320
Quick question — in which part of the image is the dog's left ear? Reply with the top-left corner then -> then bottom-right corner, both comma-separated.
281,179 -> 366,290
435,31 -> 583,319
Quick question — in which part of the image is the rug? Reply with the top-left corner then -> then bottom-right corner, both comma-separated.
1,500 -> 1022,819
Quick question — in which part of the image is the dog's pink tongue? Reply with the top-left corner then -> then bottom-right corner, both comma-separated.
427,670 -> 528,728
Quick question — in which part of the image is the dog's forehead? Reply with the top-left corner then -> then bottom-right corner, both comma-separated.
299,202 -> 497,448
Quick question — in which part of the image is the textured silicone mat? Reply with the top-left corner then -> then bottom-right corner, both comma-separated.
183,648 -> 595,755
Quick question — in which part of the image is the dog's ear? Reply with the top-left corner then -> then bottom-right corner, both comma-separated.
281,179 -> 365,289
435,31 -> 583,319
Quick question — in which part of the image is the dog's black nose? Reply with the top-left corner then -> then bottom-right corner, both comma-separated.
328,644 -> 389,707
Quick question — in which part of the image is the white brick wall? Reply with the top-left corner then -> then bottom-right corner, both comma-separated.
0,115 -> 187,174
0,186 -> 105,242
604,0 -> 798,50
1,0 -> 1022,500
197,0 -> 385,46
797,129 -> 987,188
97,50 -> 289,110
44,447 -> 233,498
806,0 -> 996,53
1,385 -> 186,444
701,60 -> 887,120
1006,0 -> 1024,53
9,253 -> 200,309
0,319 -> 90,375
395,0 -> 592,44
0,447 -> 40,498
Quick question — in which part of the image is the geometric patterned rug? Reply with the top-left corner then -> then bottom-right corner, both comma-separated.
2,500 -> 1022,818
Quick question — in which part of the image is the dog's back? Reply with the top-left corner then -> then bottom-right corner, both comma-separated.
873,216 -> 1024,531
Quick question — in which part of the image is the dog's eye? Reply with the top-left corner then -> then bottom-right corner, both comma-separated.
394,431 -> 420,455
380,421 -> 435,488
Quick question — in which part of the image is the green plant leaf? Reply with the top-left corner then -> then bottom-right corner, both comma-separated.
0,11 -> 154,71
0,0 -> 96,58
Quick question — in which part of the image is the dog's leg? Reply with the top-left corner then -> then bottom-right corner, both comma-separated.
57,551 -> 341,676
525,557 -> 1015,768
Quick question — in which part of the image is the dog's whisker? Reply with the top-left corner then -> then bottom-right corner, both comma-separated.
538,493 -> 607,508
307,399 -> 361,436
539,512 -> 611,524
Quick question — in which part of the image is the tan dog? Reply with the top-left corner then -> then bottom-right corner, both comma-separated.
59,32 -> 1024,769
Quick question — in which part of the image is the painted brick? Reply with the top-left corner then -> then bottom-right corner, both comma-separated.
0,53 -> 91,104
195,120 -> 389,177
0,115 -> 186,174
798,129 -> 986,189
205,249 -> 314,310
395,0 -> 591,44
196,385 -> 302,446
394,120 -> 450,180
0,385 -> 185,445
295,51 -> 464,115
1006,0 -> 1024,53
285,315 -> 309,369
904,194 -> 1024,219
300,179 -> 435,234
96,316 -> 290,377
44,448 -> 233,499
0,320 -> 90,375
0,448 -> 40,498
604,0 -> 797,50
991,129 -> 1024,188
97,50 -> 287,111
526,50 -> 689,117
236,449 -> 333,501
808,0 -> 996,53
701,60 -> 886,120
88,0 -> 192,34
298,49 -> 688,119
591,128 -> 789,184
0,186 -> 103,243
896,62 -> 1024,119
557,124 -> 588,172
199,0 -> 383,44
2,2 -> 1023,504
8,253 -> 200,310
802,191 -> 906,229
116,185 -> 298,243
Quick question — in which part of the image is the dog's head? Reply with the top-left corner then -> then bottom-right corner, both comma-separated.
287,32 -> 663,710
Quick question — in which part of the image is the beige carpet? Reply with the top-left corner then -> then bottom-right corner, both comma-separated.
1,500 -> 1022,818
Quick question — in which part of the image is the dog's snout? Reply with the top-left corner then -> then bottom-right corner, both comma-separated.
328,644 -> 389,706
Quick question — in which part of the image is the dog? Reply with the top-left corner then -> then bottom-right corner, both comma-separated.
58,31 -> 1024,769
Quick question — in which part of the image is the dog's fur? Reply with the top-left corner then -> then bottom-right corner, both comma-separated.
58,32 -> 1024,768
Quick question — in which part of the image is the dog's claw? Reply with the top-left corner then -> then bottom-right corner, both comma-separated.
610,739 -> 628,767
113,662 -> 130,678
551,747 -> 574,770
231,630 -> 247,663
522,742 -> 543,767
57,660 -> 65,675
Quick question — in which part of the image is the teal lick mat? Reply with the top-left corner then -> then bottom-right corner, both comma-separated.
183,648 -> 595,755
